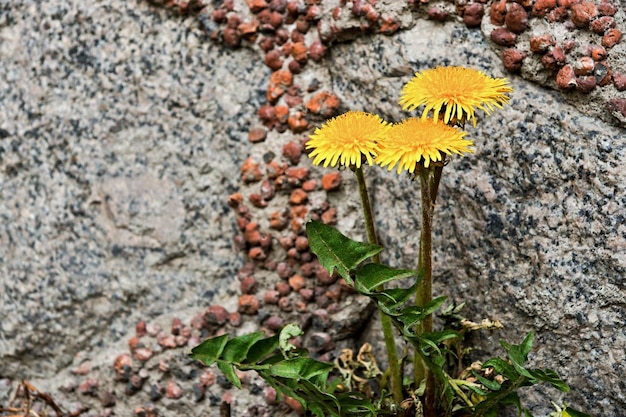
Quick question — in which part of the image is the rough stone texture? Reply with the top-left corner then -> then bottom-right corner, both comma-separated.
0,0 -> 264,376
1,1 -> 625,417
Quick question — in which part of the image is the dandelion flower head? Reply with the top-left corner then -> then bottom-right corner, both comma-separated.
306,111 -> 390,168
376,118 -> 473,174
399,66 -> 513,127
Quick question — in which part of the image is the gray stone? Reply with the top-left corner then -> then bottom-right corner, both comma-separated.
0,0 -> 624,416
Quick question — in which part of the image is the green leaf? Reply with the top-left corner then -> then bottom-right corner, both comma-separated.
520,332 -> 535,357
472,371 -> 502,391
422,329 -> 460,345
562,406 -> 593,417
270,357 -> 333,380
463,383 -> 489,396
483,358 -> 519,381
217,361 -> 241,388
246,333 -> 280,363
190,334 -> 229,366
354,263 -> 417,292
377,283 -> 420,307
306,220 -> 382,282
528,369 -> 570,392
279,324 -> 304,353
222,332 -> 265,363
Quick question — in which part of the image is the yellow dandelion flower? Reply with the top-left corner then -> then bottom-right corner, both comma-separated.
376,118 -> 473,173
306,111 -> 390,168
399,66 -> 513,127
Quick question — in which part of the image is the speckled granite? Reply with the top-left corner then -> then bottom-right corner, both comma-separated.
0,0 -> 267,375
0,0 -> 624,416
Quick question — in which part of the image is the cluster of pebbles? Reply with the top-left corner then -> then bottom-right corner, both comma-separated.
485,0 -> 624,93
148,0 -> 625,124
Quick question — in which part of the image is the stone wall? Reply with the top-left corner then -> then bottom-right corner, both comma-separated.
0,0 -> 624,416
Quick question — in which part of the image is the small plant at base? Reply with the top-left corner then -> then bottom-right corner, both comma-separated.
191,66 -> 591,417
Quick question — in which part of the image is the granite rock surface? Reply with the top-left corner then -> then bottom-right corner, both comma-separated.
1,0 -> 624,416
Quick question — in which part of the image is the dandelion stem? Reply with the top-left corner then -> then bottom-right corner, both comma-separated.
353,165 -> 403,405
415,166 -> 436,416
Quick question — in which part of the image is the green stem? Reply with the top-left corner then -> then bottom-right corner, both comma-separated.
353,166 -> 403,405
414,166 -> 436,416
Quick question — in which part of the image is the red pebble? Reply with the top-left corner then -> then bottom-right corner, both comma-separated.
598,1 -> 617,16
490,28 -> 517,46
165,380 -> 183,399
557,0 -> 580,7
302,179 -> 317,191
532,0 -> 557,16
574,56 -> 595,75
267,69 -> 293,103
248,127 -> 267,143
288,112 -> 308,133
200,370 -> 216,387
136,320 -> 147,337
289,189 -> 308,205
591,45 -> 607,61
571,2 -> 597,28
607,99 -> 626,119
321,207 -> 337,225
502,48 -> 526,72
490,0 -> 507,25
289,274 -> 306,291
306,91 -> 340,118
265,315 -> 284,331
276,281 -> 291,296
265,49 -> 284,70
284,396 -> 304,415
282,141 -> 302,165
265,386 -> 278,405
241,276 -> 258,294
78,379 -> 99,396
463,3 -> 484,28
133,347 -> 154,361
264,290 -> 281,304
529,34 -> 555,53
247,0 -> 269,13
556,64 -> 577,90
299,288 -> 315,301
278,296 -> 293,312
223,27 -> 241,48
602,29 -> 622,48
171,317 -> 183,336
238,294 -> 261,314
205,305 -> 229,325
308,40 -> 327,61
113,354 -> 133,381
613,73 -> 626,91
241,157 -> 263,184
321,172 -> 342,191
229,311 -> 243,327
591,16 -> 615,34
291,42 -> 308,63
269,209 -> 290,230
249,247 -> 267,260
286,166 -> 309,181
576,76 -> 596,93
505,3 -> 528,34
380,15 -> 400,35
128,336 -> 141,351
295,236 -> 309,251
248,193 -> 267,208
547,6 -> 569,22
427,6 -> 448,21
